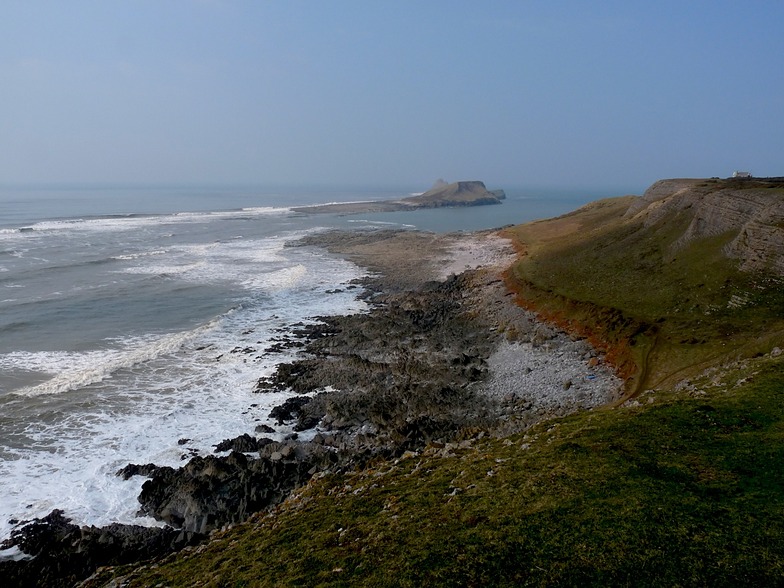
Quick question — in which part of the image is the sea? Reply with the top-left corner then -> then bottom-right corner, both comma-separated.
0,183 -> 623,541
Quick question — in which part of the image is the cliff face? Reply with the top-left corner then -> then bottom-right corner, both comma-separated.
625,178 -> 784,275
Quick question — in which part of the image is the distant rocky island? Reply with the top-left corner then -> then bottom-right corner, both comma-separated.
292,180 -> 505,214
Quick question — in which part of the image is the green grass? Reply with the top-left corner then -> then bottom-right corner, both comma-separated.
502,195 -> 784,392
92,354 -> 784,587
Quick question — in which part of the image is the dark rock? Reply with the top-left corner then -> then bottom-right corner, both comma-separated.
116,463 -> 162,480
292,394 -> 327,431
290,321 -> 340,340
230,346 -> 256,354
213,433 -> 274,453
136,448 -> 333,534
395,415 -> 463,451
252,272 -> 500,452
0,509 -> 203,588
253,375 -> 279,393
255,424 -> 276,434
269,395 -> 313,425
263,338 -> 306,355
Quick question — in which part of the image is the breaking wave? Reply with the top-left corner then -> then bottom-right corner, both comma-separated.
10,316 -> 227,397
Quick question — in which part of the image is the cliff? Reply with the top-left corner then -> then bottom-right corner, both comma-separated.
625,177 -> 784,275
501,175 -> 784,398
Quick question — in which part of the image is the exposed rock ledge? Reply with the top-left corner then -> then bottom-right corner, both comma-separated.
291,180 -> 505,214
625,177 -> 784,274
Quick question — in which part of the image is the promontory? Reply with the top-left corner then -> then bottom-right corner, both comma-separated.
291,180 -> 506,214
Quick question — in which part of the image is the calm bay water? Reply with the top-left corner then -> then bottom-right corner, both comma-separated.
0,183 -> 620,540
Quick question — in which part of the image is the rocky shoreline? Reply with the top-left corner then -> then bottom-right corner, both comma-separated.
0,229 -> 621,587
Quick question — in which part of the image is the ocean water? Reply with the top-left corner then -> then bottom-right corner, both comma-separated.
0,184 -> 614,541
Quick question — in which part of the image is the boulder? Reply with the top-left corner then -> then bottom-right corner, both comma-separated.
0,510 -> 202,588
135,448 -> 333,534
213,433 -> 274,453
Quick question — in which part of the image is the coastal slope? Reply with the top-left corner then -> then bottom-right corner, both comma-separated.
502,176 -> 784,394
10,177 -> 784,587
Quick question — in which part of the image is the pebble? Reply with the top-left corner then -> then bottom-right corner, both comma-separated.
478,339 -> 622,419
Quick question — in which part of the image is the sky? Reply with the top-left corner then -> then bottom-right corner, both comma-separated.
1,1 -> 782,193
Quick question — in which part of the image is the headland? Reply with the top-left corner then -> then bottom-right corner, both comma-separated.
291,180 -> 506,214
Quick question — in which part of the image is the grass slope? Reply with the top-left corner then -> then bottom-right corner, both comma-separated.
87,188 -> 784,586
91,354 -> 784,587
501,194 -> 784,394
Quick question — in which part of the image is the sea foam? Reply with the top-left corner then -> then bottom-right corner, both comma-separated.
1,207 -> 293,237
0,191 -> 383,541
0,238 -> 369,540
8,317 -> 225,397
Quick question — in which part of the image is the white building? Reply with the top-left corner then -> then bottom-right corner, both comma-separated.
732,171 -> 752,178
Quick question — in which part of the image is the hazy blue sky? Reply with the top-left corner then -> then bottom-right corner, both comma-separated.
1,1 -> 782,192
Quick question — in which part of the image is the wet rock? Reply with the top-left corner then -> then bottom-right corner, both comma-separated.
264,340 -> 305,354
136,447 -> 334,534
230,346 -> 256,354
293,394 -> 327,431
116,463 -> 162,480
269,395 -> 313,425
253,375 -> 279,393
0,509 -> 203,588
213,433 -> 274,453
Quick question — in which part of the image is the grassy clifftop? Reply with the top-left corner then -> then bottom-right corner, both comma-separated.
86,179 -> 784,587
502,178 -> 784,395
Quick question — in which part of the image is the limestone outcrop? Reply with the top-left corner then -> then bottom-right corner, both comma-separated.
625,177 -> 784,274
